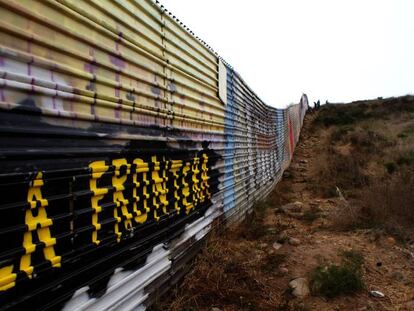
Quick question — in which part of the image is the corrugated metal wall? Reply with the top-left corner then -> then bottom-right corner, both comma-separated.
0,1 -> 308,310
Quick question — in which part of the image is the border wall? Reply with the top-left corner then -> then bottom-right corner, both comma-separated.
0,1 -> 307,309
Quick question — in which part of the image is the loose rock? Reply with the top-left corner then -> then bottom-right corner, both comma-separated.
279,267 -> 289,275
288,212 -> 304,219
277,231 -> 289,243
386,237 -> 396,245
259,243 -> 268,249
267,227 -> 278,234
370,290 -> 385,298
211,308 -> 222,311
273,242 -> 283,250
289,277 -> 310,298
288,237 -> 301,246
281,201 -> 303,213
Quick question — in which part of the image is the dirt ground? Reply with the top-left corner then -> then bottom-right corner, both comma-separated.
152,102 -> 414,311
258,114 -> 414,310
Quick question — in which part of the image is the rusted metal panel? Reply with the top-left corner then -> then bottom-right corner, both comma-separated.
0,1 -> 307,310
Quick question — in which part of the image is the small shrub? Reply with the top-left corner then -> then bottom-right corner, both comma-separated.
331,126 -> 354,142
399,124 -> 414,138
330,203 -> 361,230
397,151 -> 414,166
349,130 -> 392,154
350,131 -> 376,149
384,162 -> 397,174
360,172 -> 414,230
310,264 -> 364,298
324,152 -> 368,189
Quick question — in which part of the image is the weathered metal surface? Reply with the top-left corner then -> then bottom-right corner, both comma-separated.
0,0 -> 307,310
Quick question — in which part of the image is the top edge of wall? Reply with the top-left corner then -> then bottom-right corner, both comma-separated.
150,0 -> 233,69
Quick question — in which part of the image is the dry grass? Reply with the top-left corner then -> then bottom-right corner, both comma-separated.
330,201 -> 362,231
359,172 -> 414,239
150,200 -> 283,311
313,144 -> 369,198
151,231 -> 265,311
313,97 -> 414,240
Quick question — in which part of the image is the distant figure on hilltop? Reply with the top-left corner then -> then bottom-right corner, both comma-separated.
313,100 -> 321,110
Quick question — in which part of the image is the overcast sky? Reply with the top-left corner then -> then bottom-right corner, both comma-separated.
161,0 -> 414,108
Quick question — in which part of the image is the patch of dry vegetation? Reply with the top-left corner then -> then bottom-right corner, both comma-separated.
150,200 -> 284,311
360,172 -> 414,238
312,95 -> 414,239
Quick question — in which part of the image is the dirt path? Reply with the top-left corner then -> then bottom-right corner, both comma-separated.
154,114 -> 414,311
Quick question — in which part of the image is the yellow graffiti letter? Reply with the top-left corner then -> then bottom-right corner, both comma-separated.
151,156 -> 169,221
132,158 -> 150,224
112,158 -> 133,242
20,172 -> 61,279
170,160 -> 183,214
89,161 -> 109,245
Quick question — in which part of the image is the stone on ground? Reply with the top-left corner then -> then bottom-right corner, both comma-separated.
288,237 -> 301,246
289,277 -> 310,298
281,201 -> 303,213
273,242 -> 283,250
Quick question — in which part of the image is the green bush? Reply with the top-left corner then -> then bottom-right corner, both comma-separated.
310,250 -> 364,298
310,264 -> 364,298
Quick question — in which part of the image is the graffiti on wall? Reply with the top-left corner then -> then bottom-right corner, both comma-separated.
0,121 -> 220,308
